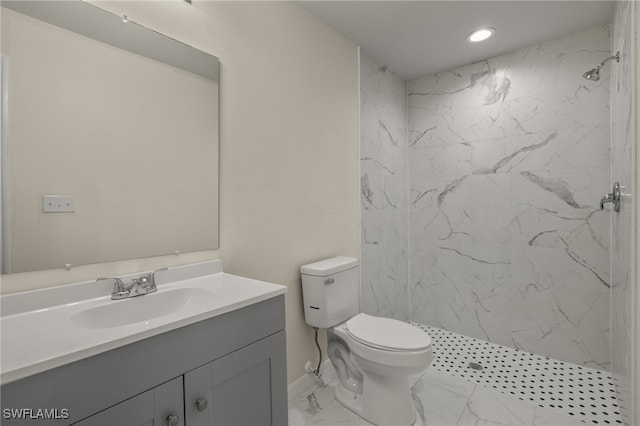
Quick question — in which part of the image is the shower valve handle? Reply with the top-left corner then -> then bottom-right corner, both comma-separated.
600,182 -> 621,212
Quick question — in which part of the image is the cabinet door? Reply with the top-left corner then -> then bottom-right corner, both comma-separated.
184,331 -> 287,426
72,377 -> 184,426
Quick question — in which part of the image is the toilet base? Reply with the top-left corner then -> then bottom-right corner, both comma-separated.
334,372 -> 417,426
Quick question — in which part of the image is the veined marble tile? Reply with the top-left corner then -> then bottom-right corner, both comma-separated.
370,24 -> 613,369
421,367 -> 476,399
497,276 -> 610,369
361,172 -> 404,211
361,118 -> 407,178
469,125 -> 610,174
437,174 -> 512,209
510,167 -> 610,211
508,207 -> 609,252
521,125 -> 610,171
411,378 -> 470,426
435,242 -> 511,281
413,278 -> 514,343
360,51 -> 409,321
409,176 -> 447,211
410,207 -> 513,245
361,246 -> 410,320
289,398 -> 372,426
409,143 -> 473,179
511,245 -> 609,292
409,78 -> 609,148
456,383 -> 535,426
408,26 -> 611,148
510,321 -> 610,371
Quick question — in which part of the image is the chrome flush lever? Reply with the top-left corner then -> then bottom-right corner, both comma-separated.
600,182 -> 621,212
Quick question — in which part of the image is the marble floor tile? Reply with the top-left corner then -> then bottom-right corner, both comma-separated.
288,323 -> 623,426
421,368 -> 475,398
456,384 -> 535,426
411,378 -> 469,425
289,398 -> 372,426
289,364 -> 583,426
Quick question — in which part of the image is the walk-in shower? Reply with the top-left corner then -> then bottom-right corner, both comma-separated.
583,51 -> 620,81
360,5 -> 636,422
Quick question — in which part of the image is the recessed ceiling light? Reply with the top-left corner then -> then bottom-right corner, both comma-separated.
467,28 -> 495,43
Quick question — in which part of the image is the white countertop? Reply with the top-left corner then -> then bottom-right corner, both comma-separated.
0,260 -> 286,385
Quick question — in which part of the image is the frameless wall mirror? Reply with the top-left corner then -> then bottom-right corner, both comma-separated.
1,1 -> 220,274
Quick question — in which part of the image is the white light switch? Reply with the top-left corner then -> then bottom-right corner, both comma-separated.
42,195 -> 75,213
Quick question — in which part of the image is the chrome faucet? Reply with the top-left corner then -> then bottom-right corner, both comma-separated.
97,267 -> 168,300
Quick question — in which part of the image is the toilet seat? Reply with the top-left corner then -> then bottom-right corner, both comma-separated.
345,313 -> 431,352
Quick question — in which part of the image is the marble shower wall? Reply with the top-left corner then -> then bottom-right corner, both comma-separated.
407,26 -> 612,369
360,52 -> 409,320
610,1 -> 634,423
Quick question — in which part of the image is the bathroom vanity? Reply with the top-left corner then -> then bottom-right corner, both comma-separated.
0,261 -> 288,426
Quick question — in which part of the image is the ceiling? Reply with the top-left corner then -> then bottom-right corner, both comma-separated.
296,1 -> 616,80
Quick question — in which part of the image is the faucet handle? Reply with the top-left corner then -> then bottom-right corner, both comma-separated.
148,267 -> 168,285
97,277 -> 129,299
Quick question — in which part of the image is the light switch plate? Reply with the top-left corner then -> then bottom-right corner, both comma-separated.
42,195 -> 75,213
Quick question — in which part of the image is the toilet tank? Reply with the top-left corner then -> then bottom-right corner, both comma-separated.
300,256 -> 359,329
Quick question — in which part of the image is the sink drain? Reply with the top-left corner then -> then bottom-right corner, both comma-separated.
468,362 -> 483,371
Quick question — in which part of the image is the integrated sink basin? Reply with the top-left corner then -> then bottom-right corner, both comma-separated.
71,287 -> 217,329
0,260 -> 287,384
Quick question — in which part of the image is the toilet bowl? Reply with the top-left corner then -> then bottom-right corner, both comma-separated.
301,257 -> 432,426
328,314 -> 432,426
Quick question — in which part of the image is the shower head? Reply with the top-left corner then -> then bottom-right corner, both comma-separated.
583,67 -> 601,81
583,51 -> 620,81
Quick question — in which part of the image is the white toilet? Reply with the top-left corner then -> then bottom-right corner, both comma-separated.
301,256 -> 432,426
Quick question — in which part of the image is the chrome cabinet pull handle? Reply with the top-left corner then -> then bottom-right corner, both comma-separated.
166,414 -> 180,426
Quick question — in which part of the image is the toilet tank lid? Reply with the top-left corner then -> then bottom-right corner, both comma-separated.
300,256 -> 358,277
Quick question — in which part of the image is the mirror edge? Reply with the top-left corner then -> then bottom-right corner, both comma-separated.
1,0 -> 219,82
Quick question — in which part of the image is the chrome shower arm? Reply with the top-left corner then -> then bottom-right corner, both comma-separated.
599,51 -> 620,68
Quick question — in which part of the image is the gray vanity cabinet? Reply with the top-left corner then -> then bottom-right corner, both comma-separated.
184,331 -> 287,426
1,296 -> 287,426
72,377 -> 184,426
